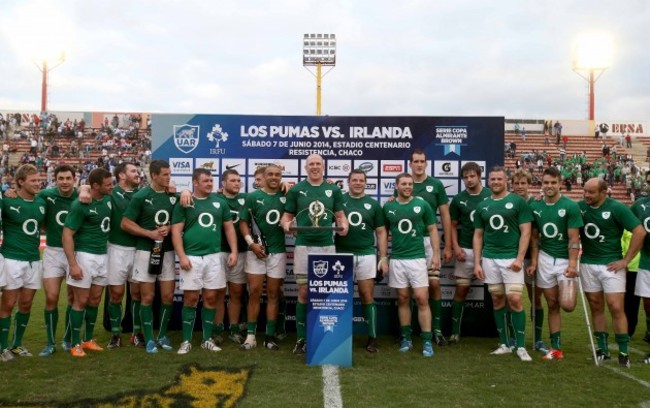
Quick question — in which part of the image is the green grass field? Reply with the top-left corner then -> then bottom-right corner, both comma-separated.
1,290 -> 650,408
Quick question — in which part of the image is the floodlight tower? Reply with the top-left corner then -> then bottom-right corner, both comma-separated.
303,34 -> 336,116
36,53 -> 65,113
572,33 -> 613,121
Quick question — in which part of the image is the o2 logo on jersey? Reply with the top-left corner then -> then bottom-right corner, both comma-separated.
489,215 -> 509,233
584,223 -> 605,242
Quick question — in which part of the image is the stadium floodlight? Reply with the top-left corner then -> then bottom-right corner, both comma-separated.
572,32 -> 614,121
35,52 -> 66,113
303,33 -> 336,115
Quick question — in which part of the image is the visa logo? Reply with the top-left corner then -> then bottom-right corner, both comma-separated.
383,182 -> 395,189
173,162 -> 191,168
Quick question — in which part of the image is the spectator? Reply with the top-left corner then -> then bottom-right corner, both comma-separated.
626,133 -> 632,148
521,127 -> 526,141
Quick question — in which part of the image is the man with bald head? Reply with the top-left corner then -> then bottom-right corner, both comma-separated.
281,154 -> 349,354
579,177 -> 646,368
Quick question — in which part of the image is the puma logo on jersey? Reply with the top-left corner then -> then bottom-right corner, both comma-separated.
388,210 -> 396,216
581,210 -> 587,215
9,206 -> 20,214
115,191 -> 125,199
481,206 -> 489,212
256,199 -> 264,205
533,210 -> 542,217
89,208 -> 98,215
642,204 -> 648,212
145,198 -> 154,206
299,191 -> 308,197
459,200 -> 468,207
47,197 -> 56,205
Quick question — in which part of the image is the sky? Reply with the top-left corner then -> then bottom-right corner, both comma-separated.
0,0 -> 648,120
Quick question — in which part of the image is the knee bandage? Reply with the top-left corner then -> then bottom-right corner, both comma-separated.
487,284 -> 505,295
428,268 -> 441,280
505,283 -> 524,295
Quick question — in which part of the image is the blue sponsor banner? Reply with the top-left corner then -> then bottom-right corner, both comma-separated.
152,114 -> 504,336
306,253 -> 353,367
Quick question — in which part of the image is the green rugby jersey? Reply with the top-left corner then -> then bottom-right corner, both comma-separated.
631,197 -> 650,270
240,189 -> 286,254
383,197 -> 436,260
335,194 -> 385,255
0,196 -> 46,262
529,195 -> 583,259
37,187 -> 79,248
64,196 -> 112,255
218,192 -> 248,253
123,186 -> 178,252
171,194 -> 231,256
109,185 -> 137,247
394,176 -> 449,237
284,180 -> 344,246
449,187 -> 491,249
578,197 -> 641,265
473,193 -> 533,259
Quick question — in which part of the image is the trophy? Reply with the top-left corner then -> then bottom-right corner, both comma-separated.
290,200 -> 343,231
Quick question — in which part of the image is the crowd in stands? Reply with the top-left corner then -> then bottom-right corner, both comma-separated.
1,112 -> 151,192
505,125 -> 648,202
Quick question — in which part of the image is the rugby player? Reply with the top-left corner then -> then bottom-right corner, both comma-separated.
240,164 -> 287,350
526,167 -> 583,360
0,165 -> 46,360
121,160 -> 178,353
408,149 -> 453,346
106,162 -> 142,348
448,162 -> 491,344
631,171 -> 650,364
384,172 -> 440,357
473,166 -> 533,362
172,168 -> 237,354
512,169 -> 548,353
36,165 -> 81,356
335,169 -> 388,352
580,178 -> 646,367
281,154 -> 348,354
63,168 -> 114,357
216,169 -> 249,345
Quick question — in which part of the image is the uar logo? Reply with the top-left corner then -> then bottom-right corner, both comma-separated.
313,260 -> 329,278
207,124 -> 229,148
173,124 -> 200,154
602,211 -> 611,219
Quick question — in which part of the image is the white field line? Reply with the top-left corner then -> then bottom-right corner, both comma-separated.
322,365 -> 343,408
601,364 -> 650,389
